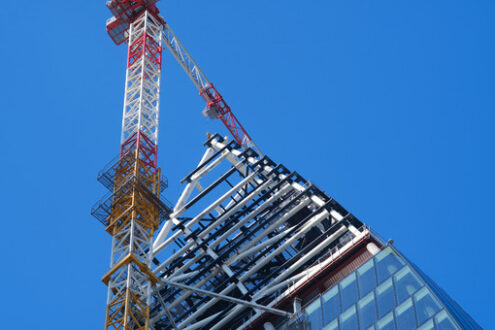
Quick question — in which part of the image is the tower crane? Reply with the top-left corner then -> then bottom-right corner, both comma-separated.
95,0 -> 260,329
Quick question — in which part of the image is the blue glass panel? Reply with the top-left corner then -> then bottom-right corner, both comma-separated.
340,272 -> 358,310
322,318 -> 338,330
358,291 -> 377,330
322,286 -> 340,326
376,278 -> 396,318
393,266 -> 423,303
414,287 -> 441,325
340,305 -> 358,330
305,296 -> 323,329
394,298 -> 417,330
357,259 -> 377,297
375,311 -> 395,330
435,310 -> 460,330
375,247 -> 405,283
410,262 -> 481,329
417,318 -> 434,330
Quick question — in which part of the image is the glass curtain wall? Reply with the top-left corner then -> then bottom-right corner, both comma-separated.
277,246 -> 481,330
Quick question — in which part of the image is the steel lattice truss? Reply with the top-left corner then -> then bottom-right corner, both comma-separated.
149,134 -> 367,329
161,25 -> 207,92
160,23 -> 260,154
121,10 -> 162,145
94,7 -> 168,329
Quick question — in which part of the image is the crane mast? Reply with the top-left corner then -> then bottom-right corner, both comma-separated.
100,1 -> 165,329
96,0 -> 259,329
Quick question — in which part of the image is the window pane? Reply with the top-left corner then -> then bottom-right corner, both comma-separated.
322,318 -> 338,330
417,318 -> 434,330
322,286 -> 340,326
394,266 -> 423,303
304,297 -> 322,329
376,278 -> 396,318
358,259 -> 377,297
340,305 -> 358,330
395,298 -> 417,330
435,310 -> 460,330
375,247 -> 405,283
414,287 -> 441,325
340,272 -> 358,310
358,291 -> 377,330
376,311 -> 395,330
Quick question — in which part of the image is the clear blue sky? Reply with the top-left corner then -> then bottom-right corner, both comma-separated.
0,1 -> 493,328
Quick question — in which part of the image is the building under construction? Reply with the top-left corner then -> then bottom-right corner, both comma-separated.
92,1 -> 482,329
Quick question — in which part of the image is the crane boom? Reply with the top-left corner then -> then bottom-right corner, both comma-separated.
161,24 -> 208,91
161,23 -> 262,155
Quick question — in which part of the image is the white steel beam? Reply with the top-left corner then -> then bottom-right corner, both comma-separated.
160,279 -> 291,318
153,169 -> 262,256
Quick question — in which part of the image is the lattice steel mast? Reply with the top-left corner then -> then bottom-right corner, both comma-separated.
95,1 -> 166,328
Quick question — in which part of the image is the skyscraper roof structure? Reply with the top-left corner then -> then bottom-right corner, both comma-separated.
146,135 -> 481,330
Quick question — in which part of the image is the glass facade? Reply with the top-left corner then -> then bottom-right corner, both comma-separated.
278,246 -> 481,330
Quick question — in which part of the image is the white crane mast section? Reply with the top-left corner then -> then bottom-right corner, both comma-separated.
121,11 -> 163,145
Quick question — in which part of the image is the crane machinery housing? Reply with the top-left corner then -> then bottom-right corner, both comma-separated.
92,1 -> 482,330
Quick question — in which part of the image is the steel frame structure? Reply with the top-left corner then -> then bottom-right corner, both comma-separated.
149,134 -> 367,329
97,1 -> 366,329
